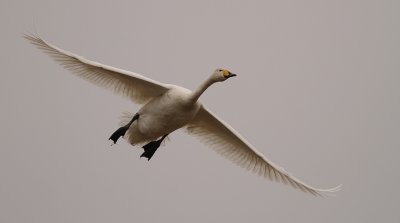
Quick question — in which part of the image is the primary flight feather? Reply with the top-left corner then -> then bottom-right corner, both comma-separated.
25,34 -> 340,196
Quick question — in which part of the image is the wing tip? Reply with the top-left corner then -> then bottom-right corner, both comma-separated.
310,184 -> 342,197
23,31 -> 39,40
259,166 -> 342,197
23,32 -> 46,47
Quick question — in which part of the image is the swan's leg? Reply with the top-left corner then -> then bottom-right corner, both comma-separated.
140,134 -> 168,161
109,113 -> 139,144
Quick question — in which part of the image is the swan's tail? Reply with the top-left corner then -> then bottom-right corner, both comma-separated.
119,111 -> 135,126
117,111 -> 149,146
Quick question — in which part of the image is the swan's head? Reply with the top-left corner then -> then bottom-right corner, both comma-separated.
212,68 -> 237,82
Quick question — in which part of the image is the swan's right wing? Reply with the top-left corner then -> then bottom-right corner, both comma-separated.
186,105 -> 341,196
25,35 -> 169,104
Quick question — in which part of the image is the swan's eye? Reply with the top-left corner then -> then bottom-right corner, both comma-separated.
218,69 -> 222,72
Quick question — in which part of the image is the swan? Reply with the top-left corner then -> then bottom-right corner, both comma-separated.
25,34 -> 341,196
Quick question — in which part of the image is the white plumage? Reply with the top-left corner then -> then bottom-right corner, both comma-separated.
25,34 -> 341,196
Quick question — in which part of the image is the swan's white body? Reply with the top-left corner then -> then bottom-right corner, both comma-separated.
25,35 -> 341,196
130,85 -> 201,145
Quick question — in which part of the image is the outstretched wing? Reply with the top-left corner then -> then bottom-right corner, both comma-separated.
25,35 -> 169,104
186,105 -> 341,196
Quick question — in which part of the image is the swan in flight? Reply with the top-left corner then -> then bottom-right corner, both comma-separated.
25,34 -> 340,196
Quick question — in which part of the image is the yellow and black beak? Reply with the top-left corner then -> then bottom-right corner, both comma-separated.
223,69 -> 237,79
226,72 -> 237,78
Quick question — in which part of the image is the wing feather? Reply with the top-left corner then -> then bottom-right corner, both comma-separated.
186,105 -> 341,196
25,34 -> 168,104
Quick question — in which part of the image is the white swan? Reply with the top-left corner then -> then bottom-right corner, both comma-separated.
25,35 -> 341,196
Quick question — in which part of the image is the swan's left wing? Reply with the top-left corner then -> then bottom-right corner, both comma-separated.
186,105 -> 341,196
25,35 -> 169,104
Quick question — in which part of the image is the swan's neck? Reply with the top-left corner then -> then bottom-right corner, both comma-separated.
190,76 -> 216,103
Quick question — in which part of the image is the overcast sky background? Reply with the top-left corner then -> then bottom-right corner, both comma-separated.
1,0 -> 399,222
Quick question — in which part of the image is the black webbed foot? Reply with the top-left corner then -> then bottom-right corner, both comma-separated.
109,113 -> 139,144
140,135 -> 168,161
140,141 -> 161,161
109,126 -> 129,144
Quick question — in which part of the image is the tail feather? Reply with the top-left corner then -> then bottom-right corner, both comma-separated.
119,111 -> 135,126
118,111 -> 148,146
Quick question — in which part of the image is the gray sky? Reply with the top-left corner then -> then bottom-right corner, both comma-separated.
1,0 -> 400,222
